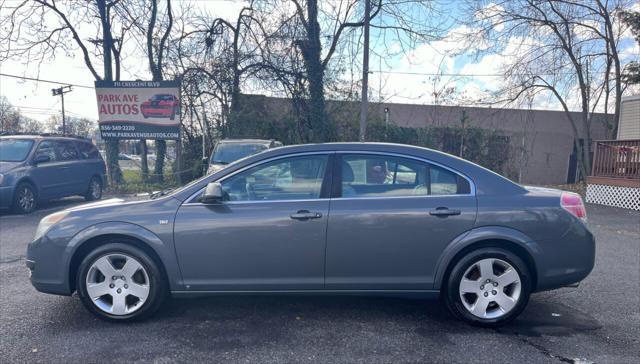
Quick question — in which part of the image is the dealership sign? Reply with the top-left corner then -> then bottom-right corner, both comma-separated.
95,80 -> 180,139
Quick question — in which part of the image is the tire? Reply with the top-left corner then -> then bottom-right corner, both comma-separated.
12,182 -> 37,214
85,176 -> 103,201
169,107 -> 176,120
76,243 -> 167,322
443,247 -> 531,327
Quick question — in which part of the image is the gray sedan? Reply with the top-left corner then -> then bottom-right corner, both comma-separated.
26,143 -> 595,326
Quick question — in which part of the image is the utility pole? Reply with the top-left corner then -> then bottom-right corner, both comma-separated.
51,85 -> 72,135
359,0 -> 371,142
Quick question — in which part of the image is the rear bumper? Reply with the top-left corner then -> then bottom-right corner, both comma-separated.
534,225 -> 596,292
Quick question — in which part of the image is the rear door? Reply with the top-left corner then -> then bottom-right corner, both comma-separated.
53,140 -> 84,195
75,140 -> 105,190
325,153 -> 477,290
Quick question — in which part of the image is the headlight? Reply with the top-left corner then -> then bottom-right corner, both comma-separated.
34,211 -> 69,241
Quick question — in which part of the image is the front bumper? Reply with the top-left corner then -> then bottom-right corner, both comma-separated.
26,236 -> 73,296
0,185 -> 15,208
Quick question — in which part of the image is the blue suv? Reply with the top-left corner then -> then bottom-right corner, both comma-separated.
0,135 -> 106,213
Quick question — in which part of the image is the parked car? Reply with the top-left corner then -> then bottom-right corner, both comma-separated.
0,135 -> 106,214
140,94 -> 179,120
208,139 -> 282,174
26,143 -> 594,326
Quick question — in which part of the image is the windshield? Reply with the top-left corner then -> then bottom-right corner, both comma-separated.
0,139 -> 34,162
211,143 -> 268,164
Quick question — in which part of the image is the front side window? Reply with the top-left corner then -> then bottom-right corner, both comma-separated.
0,139 -> 34,162
55,141 -> 79,161
218,155 -> 328,202
340,154 -> 470,198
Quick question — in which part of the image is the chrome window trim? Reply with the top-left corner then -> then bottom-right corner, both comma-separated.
183,151 -> 333,205
183,149 -> 476,205
335,150 -> 476,198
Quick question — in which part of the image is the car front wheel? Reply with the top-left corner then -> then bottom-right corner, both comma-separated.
443,247 -> 531,327
76,243 -> 167,321
12,182 -> 37,214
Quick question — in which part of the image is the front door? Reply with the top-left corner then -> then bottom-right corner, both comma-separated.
174,154 -> 332,291
325,153 -> 477,290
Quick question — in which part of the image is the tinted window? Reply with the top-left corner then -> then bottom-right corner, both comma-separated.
340,154 -> 471,197
76,141 -> 101,159
35,141 -> 58,162
55,141 -> 79,161
0,139 -> 34,162
430,164 -> 470,195
218,155 -> 328,201
341,155 -> 427,198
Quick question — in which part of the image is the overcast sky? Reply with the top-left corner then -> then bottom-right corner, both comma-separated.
0,0 -> 638,123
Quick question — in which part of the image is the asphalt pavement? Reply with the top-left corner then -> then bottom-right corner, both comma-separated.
1,200 -> 638,363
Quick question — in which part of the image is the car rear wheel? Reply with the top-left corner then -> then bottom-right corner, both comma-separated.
443,248 -> 531,327
77,243 -> 167,321
12,182 -> 37,214
85,176 -> 103,201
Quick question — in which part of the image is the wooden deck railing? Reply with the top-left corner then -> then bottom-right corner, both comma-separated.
591,139 -> 640,179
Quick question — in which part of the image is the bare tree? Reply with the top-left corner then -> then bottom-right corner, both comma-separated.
463,0 -> 633,180
0,0 -> 138,184
251,0 -> 441,142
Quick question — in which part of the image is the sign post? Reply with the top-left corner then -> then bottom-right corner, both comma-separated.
95,80 -> 181,140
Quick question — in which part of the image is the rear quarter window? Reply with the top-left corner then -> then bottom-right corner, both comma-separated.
76,141 -> 101,159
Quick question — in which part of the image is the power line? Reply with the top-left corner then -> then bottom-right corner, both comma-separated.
0,73 -> 94,89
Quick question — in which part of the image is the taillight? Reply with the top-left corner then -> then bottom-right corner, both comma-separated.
561,192 -> 587,223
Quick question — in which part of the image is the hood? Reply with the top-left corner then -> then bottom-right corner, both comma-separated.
67,198 -> 128,212
0,161 -> 23,173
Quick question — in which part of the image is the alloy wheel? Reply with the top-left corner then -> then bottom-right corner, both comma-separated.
90,179 -> 102,199
18,186 -> 35,212
85,254 -> 150,316
458,258 -> 522,319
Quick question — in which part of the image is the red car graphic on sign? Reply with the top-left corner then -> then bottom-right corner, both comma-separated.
140,94 -> 179,120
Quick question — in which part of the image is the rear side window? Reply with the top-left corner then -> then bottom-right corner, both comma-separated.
430,164 -> 471,195
340,154 -> 471,198
35,141 -> 58,162
76,141 -> 101,159
55,141 -> 80,161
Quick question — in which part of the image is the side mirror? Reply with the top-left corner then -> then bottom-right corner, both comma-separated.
33,154 -> 50,165
201,182 -> 224,204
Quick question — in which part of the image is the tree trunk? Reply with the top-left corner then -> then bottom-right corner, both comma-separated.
303,0 -> 328,142
154,140 -> 166,183
97,0 -> 122,185
140,139 -> 148,182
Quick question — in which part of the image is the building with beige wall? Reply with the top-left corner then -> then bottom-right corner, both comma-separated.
247,95 -> 613,185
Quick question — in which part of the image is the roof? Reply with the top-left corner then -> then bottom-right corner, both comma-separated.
0,134 -> 90,141
218,139 -> 276,144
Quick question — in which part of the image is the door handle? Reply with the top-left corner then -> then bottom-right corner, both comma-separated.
290,210 -> 322,220
429,207 -> 461,217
